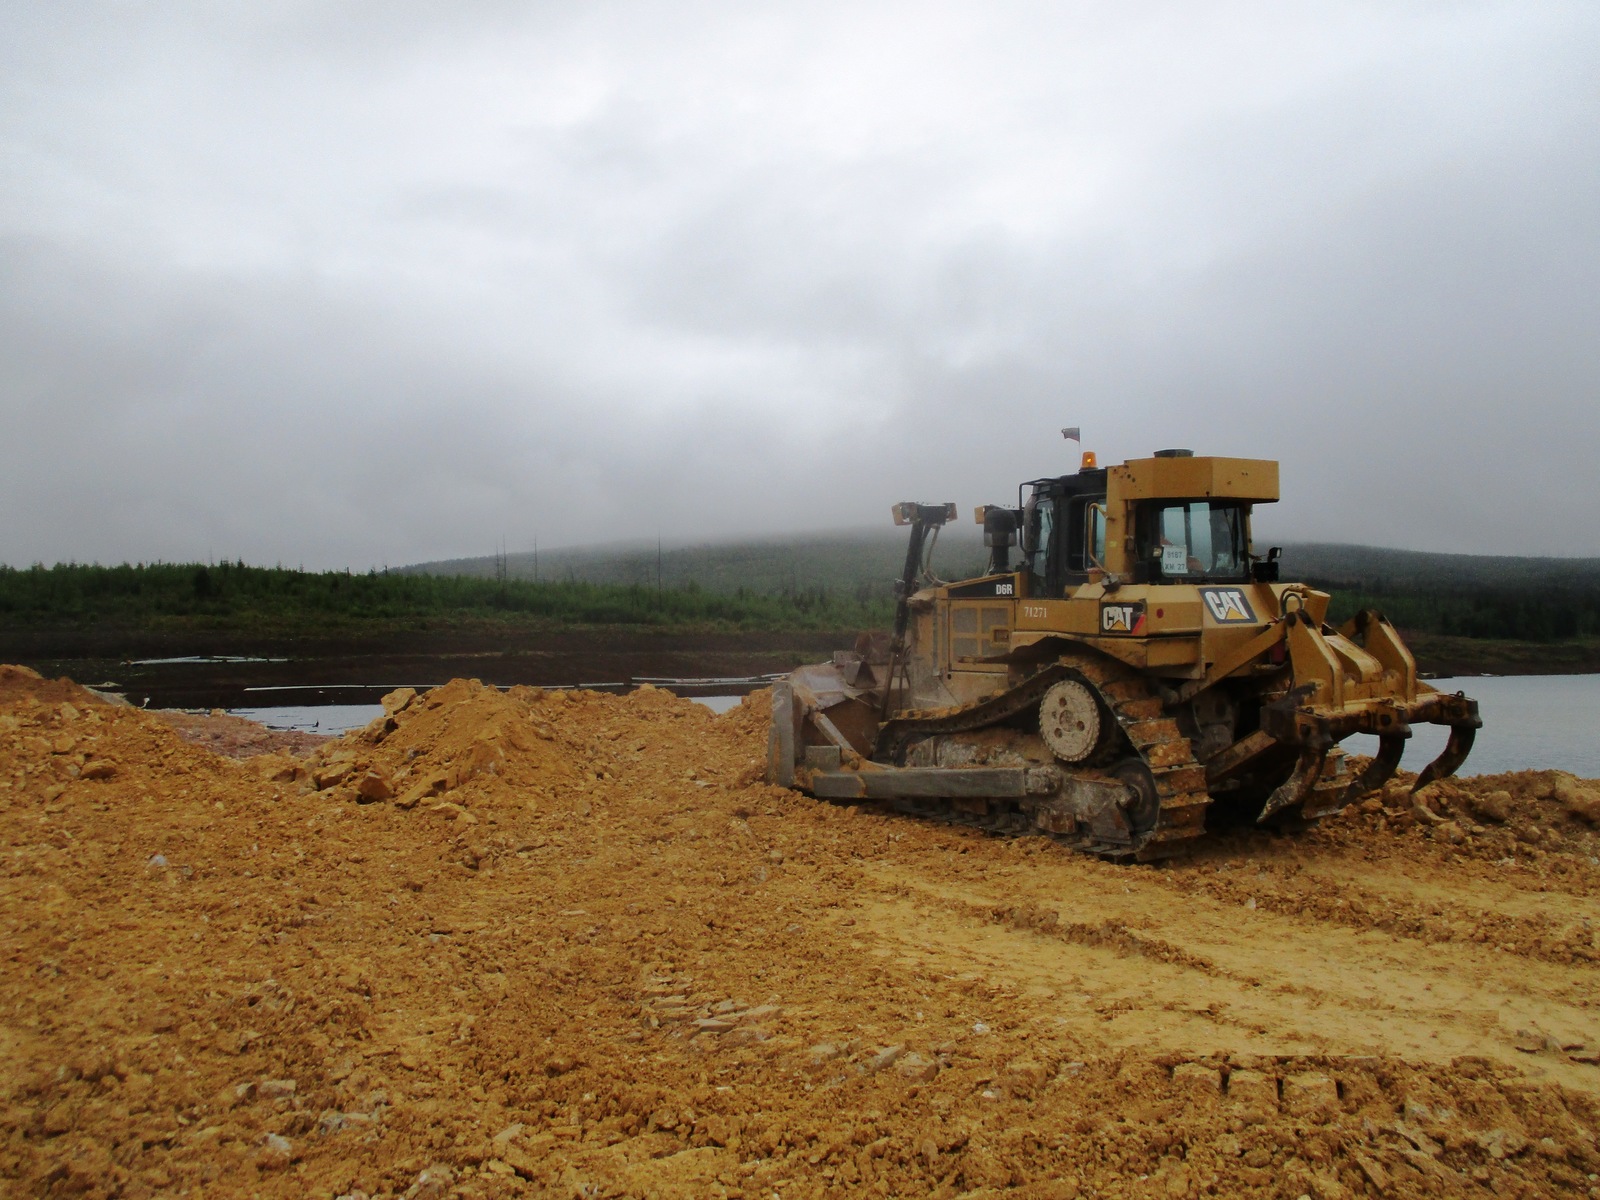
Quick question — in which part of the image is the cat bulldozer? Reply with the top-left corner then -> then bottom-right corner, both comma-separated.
767,448 -> 1480,861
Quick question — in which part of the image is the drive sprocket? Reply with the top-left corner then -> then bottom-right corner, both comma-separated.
1038,678 -> 1103,763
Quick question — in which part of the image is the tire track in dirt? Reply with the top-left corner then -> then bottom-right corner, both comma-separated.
1161,853 -> 1600,969
843,838 -> 1600,1097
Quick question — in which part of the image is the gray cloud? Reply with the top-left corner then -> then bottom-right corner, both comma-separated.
2,1 -> 1597,568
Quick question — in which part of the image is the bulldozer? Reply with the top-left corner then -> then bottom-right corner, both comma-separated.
766,446 -> 1481,861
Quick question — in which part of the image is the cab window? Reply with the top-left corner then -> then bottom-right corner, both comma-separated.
1060,495 -> 1106,574
1137,501 -> 1248,581
1086,503 -> 1106,569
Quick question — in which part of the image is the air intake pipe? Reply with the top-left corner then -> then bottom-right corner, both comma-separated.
981,506 -> 1019,575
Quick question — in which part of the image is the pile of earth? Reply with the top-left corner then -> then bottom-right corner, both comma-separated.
1,662 -> 1598,1199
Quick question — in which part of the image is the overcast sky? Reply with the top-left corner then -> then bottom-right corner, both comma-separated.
3,2 -> 1597,569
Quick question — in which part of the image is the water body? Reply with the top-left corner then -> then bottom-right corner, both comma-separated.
132,655 -> 288,665
229,675 -> 1600,779
230,691 -> 749,734
228,704 -> 389,734
1347,674 -> 1599,779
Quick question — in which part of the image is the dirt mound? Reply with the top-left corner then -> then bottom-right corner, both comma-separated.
2,670 -> 1598,1198
0,662 -> 106,707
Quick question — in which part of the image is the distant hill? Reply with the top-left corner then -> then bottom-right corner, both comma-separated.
403,530 -> 991,600
1279,543 -> 1600,589
405,535 -> 1600,594
1280,543 -> 1600,643
404,535 -> 1600,645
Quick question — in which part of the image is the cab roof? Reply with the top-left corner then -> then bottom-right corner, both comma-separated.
1109,455 -> 1278,504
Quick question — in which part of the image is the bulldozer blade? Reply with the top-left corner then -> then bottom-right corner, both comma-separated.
1258,745 -> 1327,824
1341,732 -> 1406,806
766,680 -> 796,788
1411,724 -> 1477,794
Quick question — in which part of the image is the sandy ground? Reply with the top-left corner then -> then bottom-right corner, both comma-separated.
2,662 -> 1599,1199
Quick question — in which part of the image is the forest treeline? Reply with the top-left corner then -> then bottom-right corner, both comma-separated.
0,561 -> 895,632
412,535 -> 1600,644
405,530 -> 990,599
1291,544 -> 1600,642
3,543 -> 1599,643
1319,585 -> 1600,642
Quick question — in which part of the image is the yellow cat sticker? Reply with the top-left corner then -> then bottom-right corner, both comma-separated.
1200,587 -> 1257,623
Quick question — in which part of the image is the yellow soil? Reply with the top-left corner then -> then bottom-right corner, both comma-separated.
2,663 -> 1598,1199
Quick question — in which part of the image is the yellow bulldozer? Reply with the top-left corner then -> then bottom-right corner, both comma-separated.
767,446 -> 1480,861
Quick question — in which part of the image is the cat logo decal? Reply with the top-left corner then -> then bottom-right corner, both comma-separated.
1100,601 -> 1146,635
1200,588 -> 1257,623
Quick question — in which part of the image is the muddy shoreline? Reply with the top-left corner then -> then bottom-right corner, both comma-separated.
1402,631 -> 1600,678
1,627 -> 850,709
3,623 -> 1596,710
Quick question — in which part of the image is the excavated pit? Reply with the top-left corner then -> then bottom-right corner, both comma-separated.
2,662 -> 1599,1199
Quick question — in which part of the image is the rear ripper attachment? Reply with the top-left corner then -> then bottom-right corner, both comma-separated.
766,444 -> 1481,862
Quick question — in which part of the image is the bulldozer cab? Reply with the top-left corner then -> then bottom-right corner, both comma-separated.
1022,468 -> 1109,597
1025,451 -> 1277,596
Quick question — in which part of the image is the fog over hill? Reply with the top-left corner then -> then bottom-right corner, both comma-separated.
404,530 -> 987,600
404,535 -> 1600,595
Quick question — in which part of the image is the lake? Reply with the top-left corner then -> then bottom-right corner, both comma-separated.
1344,674 -> 1599,779
230,674 -> 1600,780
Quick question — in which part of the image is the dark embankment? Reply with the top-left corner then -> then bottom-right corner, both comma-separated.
2,626 -> 849,710
0,563 -> 884,705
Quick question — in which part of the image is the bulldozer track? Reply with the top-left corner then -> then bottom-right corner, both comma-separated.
1076,656 -> 1212,860
874,649 -> 1214,862
875,663 -> 1073,760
